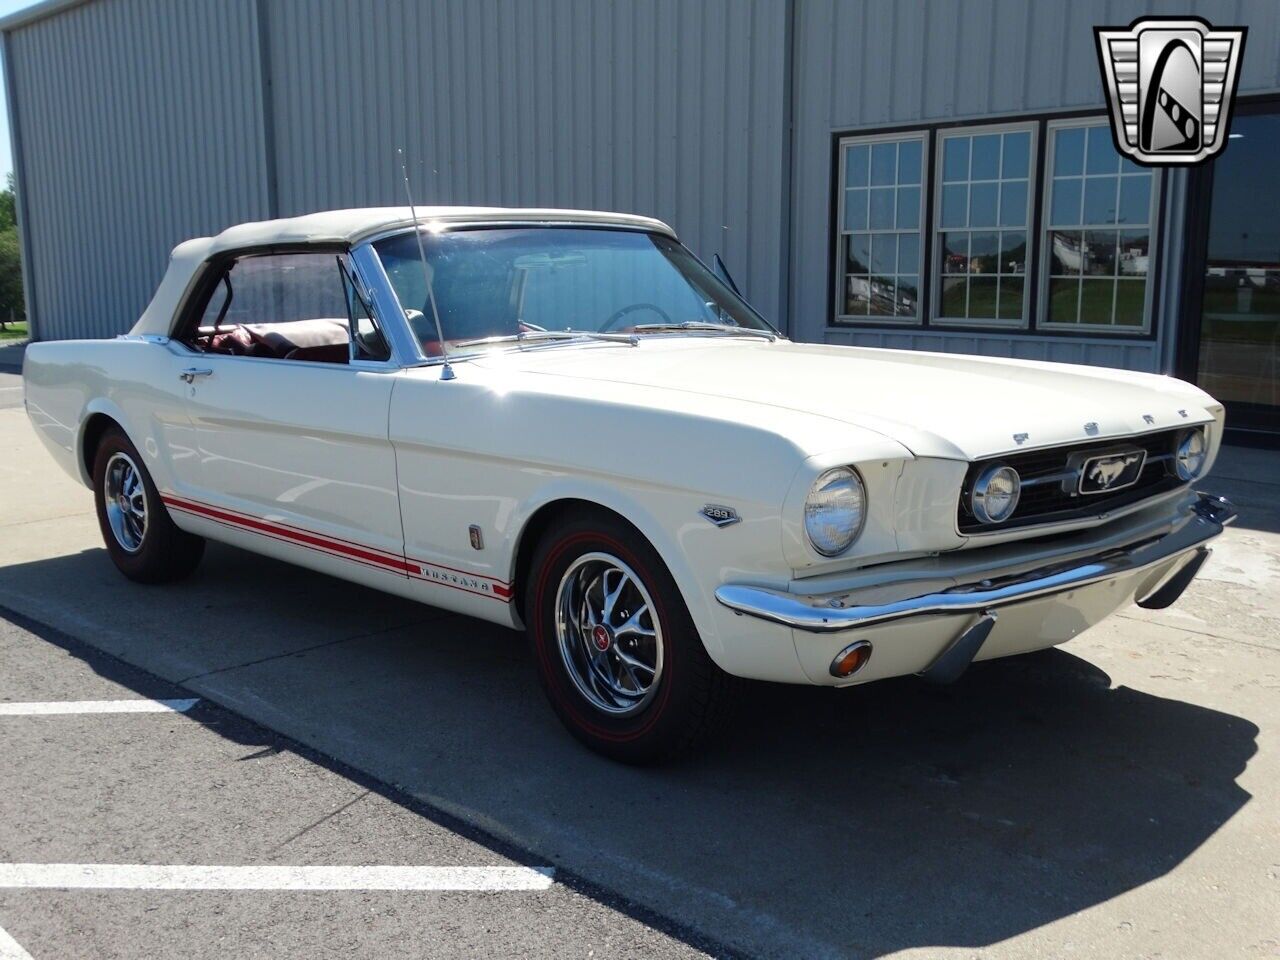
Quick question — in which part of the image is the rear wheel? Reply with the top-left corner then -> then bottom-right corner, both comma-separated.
526,511 -> 736,763
92,426 -> 204,583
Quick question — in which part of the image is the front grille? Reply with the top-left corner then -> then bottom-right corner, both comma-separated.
957,429 -> 1186,534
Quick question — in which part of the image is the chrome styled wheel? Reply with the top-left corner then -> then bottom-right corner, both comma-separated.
103,451 -> 148,553
554,552 -> 664,716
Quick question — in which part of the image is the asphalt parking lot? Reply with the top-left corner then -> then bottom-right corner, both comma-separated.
1,365 -> 1278,958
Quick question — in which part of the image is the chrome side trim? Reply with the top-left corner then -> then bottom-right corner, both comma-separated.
715,493 -> 1235,633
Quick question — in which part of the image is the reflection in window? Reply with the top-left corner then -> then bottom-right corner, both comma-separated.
1044,122 -> 1155,330
837,134 -> 925,321
935,126 -> 1033,325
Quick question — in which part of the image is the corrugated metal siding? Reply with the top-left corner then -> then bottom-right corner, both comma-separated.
5,0 -> 271,339
790,0 -> 1280,371
262,0 -> 789,323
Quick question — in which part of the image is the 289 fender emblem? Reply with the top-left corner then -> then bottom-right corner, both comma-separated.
700,504 -> 741,527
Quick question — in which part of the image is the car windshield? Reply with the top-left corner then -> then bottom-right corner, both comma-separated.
371,227 -> 776,355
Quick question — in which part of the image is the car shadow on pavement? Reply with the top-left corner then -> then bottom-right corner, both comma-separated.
0,544 -> 1259,959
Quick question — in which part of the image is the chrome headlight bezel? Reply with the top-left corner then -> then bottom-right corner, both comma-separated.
803,466 -> 867,557
971,463 -> 1022,525
1175,426 -> 1208,482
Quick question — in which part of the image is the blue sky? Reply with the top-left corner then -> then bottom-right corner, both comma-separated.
0,0 -> 39,182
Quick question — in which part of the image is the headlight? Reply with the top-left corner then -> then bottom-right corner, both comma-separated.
971,464 -> 1021,524
1176,427 -> 1208,481
804,467 -> 866,556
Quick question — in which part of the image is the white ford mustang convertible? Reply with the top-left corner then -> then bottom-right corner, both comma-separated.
23,207 -> 1235,761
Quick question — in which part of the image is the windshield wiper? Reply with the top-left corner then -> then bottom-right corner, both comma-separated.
454,330 -> 639,348
630,321 -> 777,341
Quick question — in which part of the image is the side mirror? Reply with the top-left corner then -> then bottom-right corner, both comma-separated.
712,253 -> 742,296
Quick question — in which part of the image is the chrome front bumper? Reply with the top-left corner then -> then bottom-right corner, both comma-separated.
715,493 -> 1236,634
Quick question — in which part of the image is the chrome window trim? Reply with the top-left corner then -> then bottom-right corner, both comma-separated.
348,243 -> 428,367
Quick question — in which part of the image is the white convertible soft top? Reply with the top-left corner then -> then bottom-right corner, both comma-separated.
130,206 -> 675,337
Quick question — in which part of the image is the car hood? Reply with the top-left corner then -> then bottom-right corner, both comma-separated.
472,338 -> 1217,460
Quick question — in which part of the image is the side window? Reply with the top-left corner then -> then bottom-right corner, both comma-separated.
189,252 -> 389,364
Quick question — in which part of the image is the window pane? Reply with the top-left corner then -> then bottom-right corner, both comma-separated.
998,276 -> 1025,320
1085,125 -> 1120,175
1054,127 -> 1085,176
869,188 -> 895,228
1114,279 -> 1145,326
896,276 -> 919,316
846,233 -> 871,274
1083,231 -> 1118,276
1083,176 -> 1119,225
1048,277 -> 1081,324
871,142 -> 897,185
941,232 -> 969,273
845,145 -> 870,187
844,188 -> 868,230
870,232 -> 897,275
896,186 -> 920,229
968,277 -> 998,318
1050,177 -> 1082,226
1118,230 -> 1149,277
844,276 -> 871,315
1002,131 -> 1030,178
941,277 -> 967,316
943,137 -> 969,182
1050,230 -> 1084,275
969,232 -> 1000,275
969,182 -> 998,227
869,277 -> 895,316
999,180 -> 1027,227
999,231 -> 1026,274
898,233 -> 919,274
1118,175 -> 1151,225
941,184 -> 968,227
971,135 -> 1000,180
1080,279 -> 1116,323
897,140 -> 922,185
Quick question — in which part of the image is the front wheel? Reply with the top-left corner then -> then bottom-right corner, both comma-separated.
92,426 -> 205,583
525,512 -> 736,763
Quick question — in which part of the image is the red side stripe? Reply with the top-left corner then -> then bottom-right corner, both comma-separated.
162,494 -> 511,602
162,496 -> 414,573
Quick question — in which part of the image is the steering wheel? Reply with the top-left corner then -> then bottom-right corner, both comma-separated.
600,302 -> 674,332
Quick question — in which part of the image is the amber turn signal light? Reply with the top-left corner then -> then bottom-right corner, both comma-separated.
829,640 -> 872,679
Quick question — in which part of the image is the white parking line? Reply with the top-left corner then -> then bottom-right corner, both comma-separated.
0,923 -> 34,960
0,863 -> 555,891
0,699 -> 199,716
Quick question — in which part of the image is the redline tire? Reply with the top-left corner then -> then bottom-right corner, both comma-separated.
526,510 -> 736,763
92,426 -> 205,583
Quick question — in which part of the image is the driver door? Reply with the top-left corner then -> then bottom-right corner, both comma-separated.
168,250 -> 408,582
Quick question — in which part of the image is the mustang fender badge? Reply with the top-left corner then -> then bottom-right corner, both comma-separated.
700,504 -> 741,528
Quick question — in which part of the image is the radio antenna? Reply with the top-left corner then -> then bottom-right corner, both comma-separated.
398,148 -> 454,380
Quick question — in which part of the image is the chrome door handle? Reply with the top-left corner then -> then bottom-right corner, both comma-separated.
179,367 -> 213,383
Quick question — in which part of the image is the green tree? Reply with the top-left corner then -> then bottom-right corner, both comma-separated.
0,173 -> 24,330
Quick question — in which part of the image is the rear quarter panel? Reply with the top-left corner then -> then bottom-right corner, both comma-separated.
23,338 -> 192,491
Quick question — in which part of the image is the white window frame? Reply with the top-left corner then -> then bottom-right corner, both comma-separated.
930,120 -> 1039,329
832,129 -> 930,326
1037,116 -> 1163,335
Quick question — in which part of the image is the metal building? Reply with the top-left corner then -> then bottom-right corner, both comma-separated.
3,0 -> 1278,442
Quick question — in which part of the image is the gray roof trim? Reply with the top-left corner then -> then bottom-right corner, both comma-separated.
0,0 -> 92,33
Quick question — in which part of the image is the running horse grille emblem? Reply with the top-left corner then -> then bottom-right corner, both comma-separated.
1079,450 -> 1147,495
1095,17 -> 1246,166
